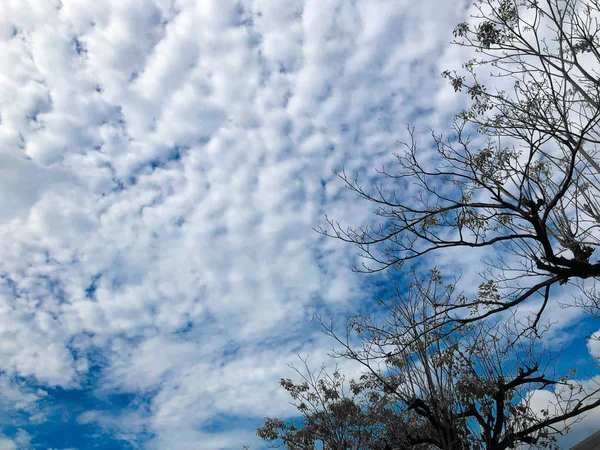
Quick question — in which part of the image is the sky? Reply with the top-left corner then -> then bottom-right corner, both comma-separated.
0,0 -> 599,449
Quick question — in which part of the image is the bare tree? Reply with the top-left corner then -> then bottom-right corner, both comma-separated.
326,270 -> 600,450
318,0 -> 600,326
259,2 -> 600,447
259,271 -> 600,450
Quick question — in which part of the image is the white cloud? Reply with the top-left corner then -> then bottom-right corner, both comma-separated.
526,373 -> 600,449
589,332 -> 600,361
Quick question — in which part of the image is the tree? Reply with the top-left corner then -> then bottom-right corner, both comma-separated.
258,1 -> 600,447
318,0 -> 600,327
256,358 -> 409,450
259,271 -> 600,449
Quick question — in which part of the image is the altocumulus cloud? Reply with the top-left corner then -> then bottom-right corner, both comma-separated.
3,0 -> 595,449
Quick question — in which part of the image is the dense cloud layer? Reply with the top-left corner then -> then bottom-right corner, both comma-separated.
0,0 -> 596,448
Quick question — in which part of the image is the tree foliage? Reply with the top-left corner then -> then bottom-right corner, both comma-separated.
257,358 -> 403,450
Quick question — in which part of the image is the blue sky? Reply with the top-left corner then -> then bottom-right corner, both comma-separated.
0,0 -> 599,448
